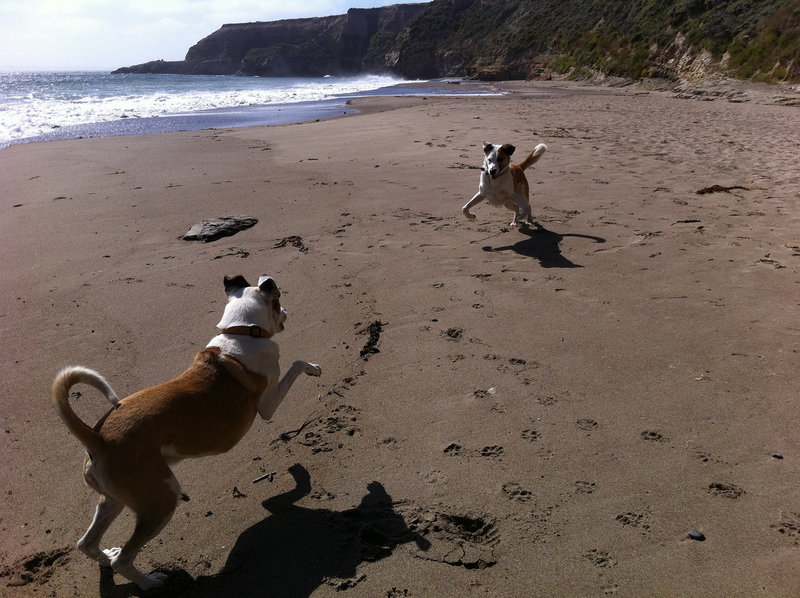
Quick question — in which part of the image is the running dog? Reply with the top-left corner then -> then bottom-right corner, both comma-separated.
462,141 -> 547,226
52,274 -> 321,590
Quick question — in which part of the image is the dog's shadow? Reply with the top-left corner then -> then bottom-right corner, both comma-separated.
102,464 -> 430,598
482,225 -> 605,268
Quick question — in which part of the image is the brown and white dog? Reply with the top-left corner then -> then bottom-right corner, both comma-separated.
52,274 -> 321,590
462,141 -> 547,226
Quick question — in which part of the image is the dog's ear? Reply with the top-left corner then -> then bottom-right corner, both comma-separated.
501,144 -> 516,156
224,275 -> 251,295
482,141 -> 493,155
258,275 -> 280,296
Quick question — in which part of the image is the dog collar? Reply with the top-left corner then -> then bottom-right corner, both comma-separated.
219,325 -> 270,338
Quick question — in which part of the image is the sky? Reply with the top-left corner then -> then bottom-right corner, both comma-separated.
0,0 -> 426,71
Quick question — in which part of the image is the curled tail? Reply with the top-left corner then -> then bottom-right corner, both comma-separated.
516,143 -> 547,171
52,366 -> 119,453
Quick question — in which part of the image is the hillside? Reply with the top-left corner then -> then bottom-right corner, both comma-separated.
114,0 -> 800,83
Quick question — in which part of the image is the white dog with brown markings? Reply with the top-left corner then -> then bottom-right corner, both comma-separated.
52,274 -> 321,590
462,141 -> 547,226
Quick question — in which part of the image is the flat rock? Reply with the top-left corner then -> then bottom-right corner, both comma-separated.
183,215 -> 258,242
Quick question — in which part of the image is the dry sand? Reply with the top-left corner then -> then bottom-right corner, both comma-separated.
1,80 -> 799,597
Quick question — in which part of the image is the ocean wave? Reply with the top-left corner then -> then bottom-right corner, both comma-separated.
0,73 -> 405,145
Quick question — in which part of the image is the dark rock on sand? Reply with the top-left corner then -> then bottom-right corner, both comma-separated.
183,215 -> 258,242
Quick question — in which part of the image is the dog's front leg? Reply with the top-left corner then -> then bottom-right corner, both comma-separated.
510,193 -> 530,226
462,192 -> 484,220
258,360 -> 321,420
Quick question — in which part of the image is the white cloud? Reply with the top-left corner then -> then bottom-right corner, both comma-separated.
0,0 -> 424,71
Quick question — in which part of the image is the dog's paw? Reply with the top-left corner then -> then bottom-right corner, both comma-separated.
102,547 -> 122,563
78,538 -> 112,565
79,544 -> 112,566
306,363 -> 322,377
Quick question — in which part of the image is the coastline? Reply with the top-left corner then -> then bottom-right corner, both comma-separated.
7,74 -> 797,151
2,97 -> 361,148
1,78 -> 500,149
2,80 -> 799,597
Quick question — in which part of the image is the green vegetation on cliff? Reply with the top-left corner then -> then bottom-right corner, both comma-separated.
394,0 -> 800,82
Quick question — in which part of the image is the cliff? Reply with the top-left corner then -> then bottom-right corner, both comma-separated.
382,0 -> 800,82
114,0 -> 800,83
114,5 -> 427,77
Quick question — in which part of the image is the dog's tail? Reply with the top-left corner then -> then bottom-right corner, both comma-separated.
52,366 -> 119,453
515,143 -> 547,171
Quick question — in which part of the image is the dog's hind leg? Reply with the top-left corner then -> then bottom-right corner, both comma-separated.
107,470 -> 180,590
462,192 -> 484,220
77,495 -> 124,566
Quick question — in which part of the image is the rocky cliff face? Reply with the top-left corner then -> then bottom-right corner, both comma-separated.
115,5 -> 427,77
114,0 -> 800,84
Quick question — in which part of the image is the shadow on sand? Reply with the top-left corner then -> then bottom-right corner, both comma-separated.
482,225 -> 605,268
105,464 -> 430,598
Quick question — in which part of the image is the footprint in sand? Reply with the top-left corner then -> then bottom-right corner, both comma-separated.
443,327 -> 463,341
405,509 -> 499,569
480,445 -> 504,458
425,470 -> 447,484
584,548 -> 618,568
0,547 -> 71,587
773,512 -> 800,543
299,430 -> 333,454
521,429 -> 541,442
616,511 -> 652,536
502,482 -> 533,502
310,489 -> 336,500
575,480 -> 597,494
443,443 -> 462,456
708,482 -> 745,499
295,405 -> 361,454
641,430 -> 668,442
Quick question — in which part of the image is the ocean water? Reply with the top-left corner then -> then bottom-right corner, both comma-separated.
0,72 -> 494,148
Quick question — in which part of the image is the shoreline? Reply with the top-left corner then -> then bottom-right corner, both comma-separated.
2,98 -> 362,149
1,78 -> 500,150
4,75 -> 798,151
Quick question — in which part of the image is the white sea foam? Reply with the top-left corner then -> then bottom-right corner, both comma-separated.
0,72 -> 407,146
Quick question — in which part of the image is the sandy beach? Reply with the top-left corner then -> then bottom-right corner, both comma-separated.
2,80 -> 799,597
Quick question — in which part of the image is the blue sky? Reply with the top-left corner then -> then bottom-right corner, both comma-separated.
0,0 -> 427,71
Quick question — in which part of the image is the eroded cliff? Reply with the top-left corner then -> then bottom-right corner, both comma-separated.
115,5 -> 427,77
